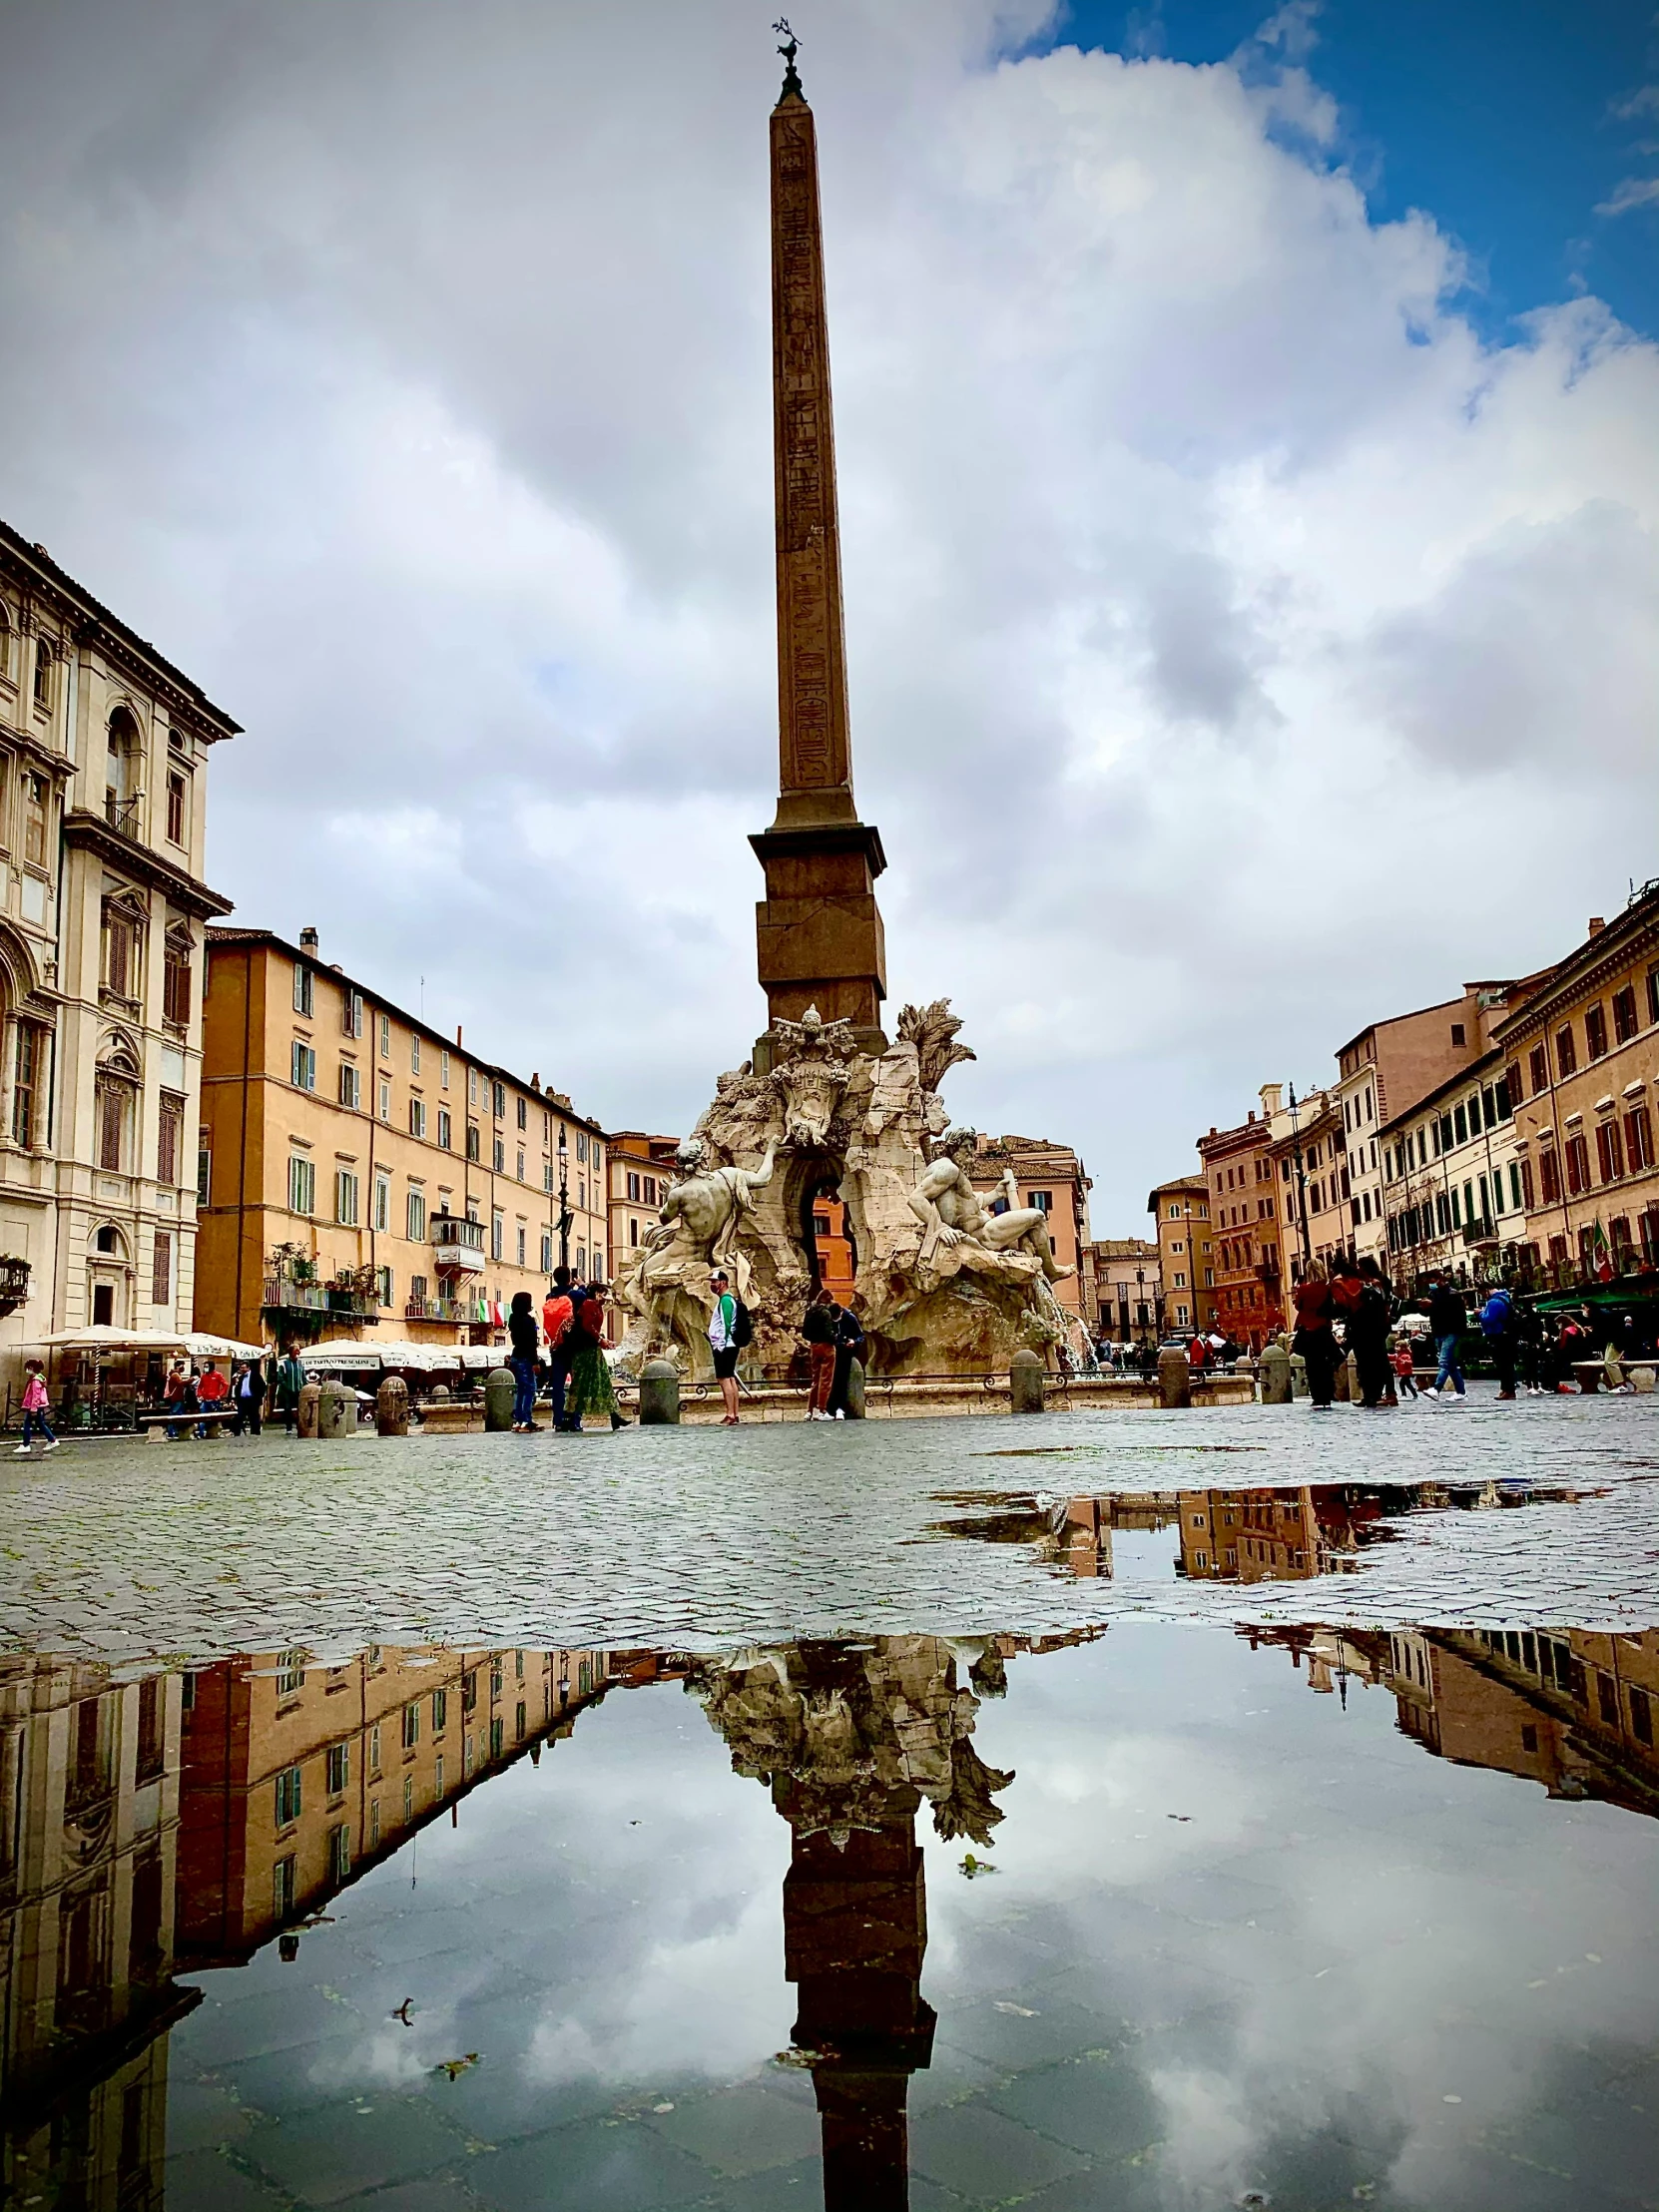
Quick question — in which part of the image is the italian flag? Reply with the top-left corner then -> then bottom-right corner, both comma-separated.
1590,1218 -> 1615,1283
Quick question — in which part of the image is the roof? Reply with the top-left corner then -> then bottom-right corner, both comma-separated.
1090,1237 -> 1159,1259
1197,1116 -> 1271,1158
205,925 -> 608,1138
1147,1173 -> 1208,1213
0,516 -> 242,740
1492,883 -> 1659,1045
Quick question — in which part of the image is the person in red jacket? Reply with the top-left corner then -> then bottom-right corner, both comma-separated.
1292,1265 -> 1341,1409
542,1267 -> 576,1432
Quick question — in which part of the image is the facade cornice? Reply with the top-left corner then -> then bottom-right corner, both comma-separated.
1493,897 -> 1659,1047
62,809 -> 235,918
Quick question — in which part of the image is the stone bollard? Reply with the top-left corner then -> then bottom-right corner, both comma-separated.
1260,1342 -> 1293,1405
1631,1366 -> 1656,1394
376,1375 -> 409,1436
316,1378 -> 355,1439
428,1382 -> 450,1402
1009,1349 -> 1045,1414
1158,1347 -> 1192,1410
297,1380 -> 321,1437
483,1367 -> 516,1432
639,1358 -> 681,1425
844,1358 -> 867,1419
1290,1352 -> 1308,1399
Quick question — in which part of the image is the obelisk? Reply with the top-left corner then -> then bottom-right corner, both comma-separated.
751,27 -> 887,1068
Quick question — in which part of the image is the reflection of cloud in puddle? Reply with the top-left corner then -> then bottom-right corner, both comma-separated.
1146,2065 -> 1254,2200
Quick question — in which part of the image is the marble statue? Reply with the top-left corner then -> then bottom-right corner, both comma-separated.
908,1128 -> 1073,1283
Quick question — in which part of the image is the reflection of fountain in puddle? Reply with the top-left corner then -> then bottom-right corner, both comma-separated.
925,1476 -> 1607,1585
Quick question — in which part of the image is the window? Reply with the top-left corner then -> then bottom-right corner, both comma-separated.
407,1189 -> 426,1242
1633,1686 -> 1654,1747
402,1701 -> 420,1750
1565,1133 -> 1589,1196
437,1107 -> 451,1149
375,1263 -> 392,1308
1539,1150 -> 1561,1204
441,1051 -> 450,1089
1509,1162 -> 1523,1212
627,1170 -> 641,1203
336,1170 -> 359,1225
1519,1156 -> 1535,1210
164,771 -> 188,846
21,772 -> 48,869
1650,966 -> 1659,1028
469,1068 -> 478,1107
409,1098 -> 426,1139
1528,1044 -> 1548,1097
32,639 -> 53,709
1586,1003 -> 1609,1060
12,1023 -> 41,1148
288,1155 -> 316,1215
101,899 -> 143,1000
378,1080 -> 390,1122
1627,1106 -> 1654,1172
1453,1103 -> 1467,1146
0,605 -> 9,678
290,1040 -> 316,1091
1028,1190 -> 1052,1214
577,1132 -> 589,1164
1556,1023 -> 1577,1077
516,1095 -> 527,1130
326,1742 -> 349,1794
327,1823 -> 352,1882
432,1687 -> 447,1732
516,1148 -> 526,1181
343,989 -> 363,1038
543,1159 -> 553,1192
339,1062 -> 360,1109
292,962 -> 313,1016
374,1176 -> 390,1232
466,1123 -> 480,1163
492,1210 -> 504,1261
491,1080 -> 505,1120
542,1232 -> 554,1271
1450,1022 -> 1465,1047
96,1081 -> 126,1172
1596,1119 -> 1624,1183
162,933 -> 192,1026
158,1091 -> 184,1185
1614,986 -> 1639,1045
275,1764 -> 302,1826
379,1012 -> 391,1058
198,1139 -> 211,1206
493,1137 -> 505,1174
516,1224 -> 526,1265
151,1229 -> 172,1309
411,1035 -> 421,1075
274,1856 -> 296,1919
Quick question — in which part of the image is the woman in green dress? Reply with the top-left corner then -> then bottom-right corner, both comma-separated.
565,1286 -> 628,1432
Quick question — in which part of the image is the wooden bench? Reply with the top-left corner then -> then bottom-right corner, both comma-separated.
139,1408 -> 242,1438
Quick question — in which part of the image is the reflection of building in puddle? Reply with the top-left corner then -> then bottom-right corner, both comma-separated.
0,1657 -> 196,2212
932,1478 -> 1595,1586
177,1643 -> 617,1965
692,1634 -> 1079,2212
1246,1625 -> 1659,1817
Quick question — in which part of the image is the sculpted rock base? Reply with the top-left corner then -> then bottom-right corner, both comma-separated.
613,1000 -> 1069,1381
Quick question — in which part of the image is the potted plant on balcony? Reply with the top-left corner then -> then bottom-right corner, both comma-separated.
326,1263 -> 380,1314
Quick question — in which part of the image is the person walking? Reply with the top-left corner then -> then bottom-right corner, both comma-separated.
1479,1284 -> 1518,1399
1389,1339 -> 1419,1400
230,1359 -> 266,1437
507,1290 -> 542,1431
162,1359 -> 193,1440
803,1287 -> 838,1419
543,1268 -> 577,1432
15,1360 -> 58,1454
1292,1264 -> 1341,1409
708,1270 -> 743,1425
271,1345 -> 306,1432
1348,1258 -> 1394,1409
565,1283 -> 628,1432
1425,1275 -> 1468,1402
827,1300 -> 866,1420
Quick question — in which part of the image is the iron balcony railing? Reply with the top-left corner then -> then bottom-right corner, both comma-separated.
432,1215 -> 487,1253
103,792 -> 142,838
405,1296 -> 468,1323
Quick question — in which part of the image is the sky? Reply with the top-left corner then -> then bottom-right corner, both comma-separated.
0,0 -> 1655,1233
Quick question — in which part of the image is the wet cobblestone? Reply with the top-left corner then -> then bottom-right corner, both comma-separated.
3,1390 -> 1657,1661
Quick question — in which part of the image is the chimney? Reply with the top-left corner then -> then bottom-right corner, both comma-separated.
1588,916 -> 1605,936
455,1025 -> 463,1046
531,1072 -> 541,1091
298,925 -> 318,952
1247,1109 -> 1256,1124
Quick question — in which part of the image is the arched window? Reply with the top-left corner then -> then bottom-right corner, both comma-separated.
0,603 -> 11,680
106,708 -> 141,830
94,1048 -> 140,1173
32,639 -> 54,711
100,895 -> 146,1004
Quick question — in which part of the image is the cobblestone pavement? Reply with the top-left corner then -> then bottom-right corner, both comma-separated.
3,1389 -> 1658,1661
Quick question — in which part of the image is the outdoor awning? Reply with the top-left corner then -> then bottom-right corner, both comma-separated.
183,1332 -> 266,1361
29,1326 -> 188,1354
297,1341 -> 385,1374
1532,1280 -> 1659,1314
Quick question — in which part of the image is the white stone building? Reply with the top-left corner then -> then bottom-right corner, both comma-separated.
1379,1050 -> 1522,1287
0,523 -> 237,1392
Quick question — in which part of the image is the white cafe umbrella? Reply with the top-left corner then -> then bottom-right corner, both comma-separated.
369,1341 -> 452,1374
29,1326 -> 189,1354
183,1332 -> 266,1361
297,1341 -> 385,1375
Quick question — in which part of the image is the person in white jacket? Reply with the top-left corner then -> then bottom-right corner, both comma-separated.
707,1271 -> 742,1425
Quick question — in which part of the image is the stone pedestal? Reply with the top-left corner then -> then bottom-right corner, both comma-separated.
639,1359 -> 681,1425
1009,1349 -> 1045,1415
296,1381 -> 321,1438
1259,1342 -> 1292,1405
483,1367 -> 516,1432
376,1376 -> 409,1436
316,1379 -> 355,1439
843,1356 -> 866,1419
1158,1348 -> 1192,1410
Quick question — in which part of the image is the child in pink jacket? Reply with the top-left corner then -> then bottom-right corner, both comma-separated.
17,1360 -> 58,1454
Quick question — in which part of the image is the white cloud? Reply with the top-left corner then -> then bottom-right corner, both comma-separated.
1596,175 -> 1659,217
0,0 -> 1654,1226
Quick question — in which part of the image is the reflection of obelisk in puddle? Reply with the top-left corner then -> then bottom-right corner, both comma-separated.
694,1638 -> 1013,2212
751,26 -> 888,1069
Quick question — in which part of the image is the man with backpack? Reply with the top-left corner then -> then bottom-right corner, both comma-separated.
828,1300 -> 866,1420
1479,1284 -> 1518,1399
543,1267 -> 577,1432
708,1270 -> 748,1424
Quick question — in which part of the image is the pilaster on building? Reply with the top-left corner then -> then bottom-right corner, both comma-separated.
0,521 -> 239,1393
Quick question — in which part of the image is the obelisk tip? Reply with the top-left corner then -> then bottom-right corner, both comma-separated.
773,16 -> 806,102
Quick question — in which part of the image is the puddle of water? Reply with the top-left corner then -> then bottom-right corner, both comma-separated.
4,1626 -> 1658,2210
924,1479 -> 1609,1584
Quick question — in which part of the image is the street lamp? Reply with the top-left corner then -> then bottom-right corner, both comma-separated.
1288,1082 -> 1314,1277
556,1126 -> 573,1276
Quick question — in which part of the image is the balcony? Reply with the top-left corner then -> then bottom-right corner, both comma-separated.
432,1214 -> 486,1273
1461,1219 -> 1497,1249
406,1296 -> 468,1323
103,791 -> 142,840
262,1278 -> 381,1321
